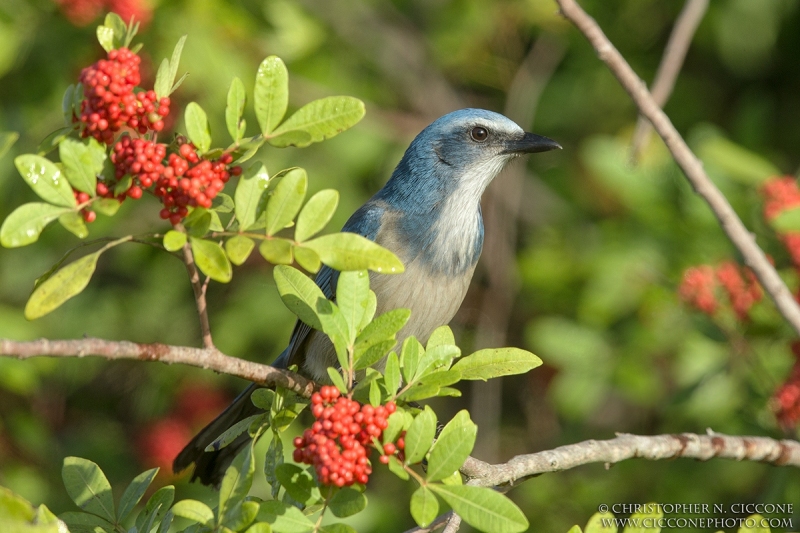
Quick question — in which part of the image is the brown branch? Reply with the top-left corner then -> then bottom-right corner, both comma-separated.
555,0 -> 800,337
630,0 -> 709,162
403,512 -> 455,533
0,337 -> 316,397
459,432 -> 800,487
180,237 -> 215,349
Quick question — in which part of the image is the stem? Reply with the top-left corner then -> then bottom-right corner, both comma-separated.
178,226 -> 215,349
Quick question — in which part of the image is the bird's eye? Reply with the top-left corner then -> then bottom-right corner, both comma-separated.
470,126 -> 489,142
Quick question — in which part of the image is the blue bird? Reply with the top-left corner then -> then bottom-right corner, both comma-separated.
173,108 -> 560,486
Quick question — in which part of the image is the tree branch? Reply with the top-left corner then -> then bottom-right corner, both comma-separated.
180,236 -> 216,350
629,0 -> 709,162
554,0 -> 800,337
459,432 -> 800,487
0,337 -> 316,397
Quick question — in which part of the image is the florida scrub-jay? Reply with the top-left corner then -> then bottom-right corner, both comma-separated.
174,108 -> 560,485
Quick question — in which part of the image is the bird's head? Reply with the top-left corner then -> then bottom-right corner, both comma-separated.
383,109 -> 560,207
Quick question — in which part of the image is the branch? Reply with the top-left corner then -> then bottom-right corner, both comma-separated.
459,432 -> 800,487
180,237 -> 215,349
555,0 -> 800,338
0,337 -> 316,397
630,0 -> 709,162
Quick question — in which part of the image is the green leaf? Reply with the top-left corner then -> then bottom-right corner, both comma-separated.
328,488 -> 367,518
260,238 -> 294,264
397,383 -> 441,402
182,208 -> 213,237
738,514 -> 769,533
153,59 -> 171,101
320,524 -> 357,533
317,300 -> 349,369
275,464 -> 320,507
266,168 -> 307,236
0,131 -> 19,160
254,56 -> 289,135
251,388 -> 275,410
382,410 -> 406,444
410,486 -> 439,527
59,138 -> 105,195
267,130 -> 312,148
415,344 -> 461,380
167,35 -> 187,94
60,511 -> 114,532
256,500 -> 314,533
190,237 -> 232,282
417,369 -> 461,388
26,252 -> 100,319
226,77 -> 248,143
163,230 -> 187,252
625,504 -> 662,533
117,468 -> 158,522
185,102 -> 212,153
584,511 -> 617,533
38,128 -> 72,155
293,245 -> 321,273
384,351 -> 401,394
770,206 -> 800,233
113,174 -> 132,197
15,154 -> 76,207
214,192 -> 235,213
1,203 -> 70,248
94,198 -> 121,216
205,414 -> 262,452
171,500 -> 214,527
295,189 -> 339,242
0,486 -> 35,521
219,443 -> 256,525
223,501 -> 259,532
327,367 -> 348,394
337,270 -> 370,342
404,405 -> 436,464
245,523 -> 273,533
235,163 -> 270,230
96,25 -> 115,52
303,233 -> 404,273
359,291 -> 377,331
427,325 -> 455,349
400,337 -> 423,384
225,235 -> 255,265
61,457 -> 115,523
354,339 -> 396,371
428,484 -> 528,533
273,265 -> 324,330
426,410 -> 476,482
451,348 -> 543,381
59,212 -> 88,239
135,485 -> 174,533
264,437 -> 284,499
387,455 -> 409,480
268,96 -> 365,148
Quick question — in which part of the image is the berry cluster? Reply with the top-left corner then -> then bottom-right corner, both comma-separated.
772,343 -> 800,430
72,189 -> 97,223
151,144 -> 240,225
77,48 -> 170,144
109,136 -> 166,197
292,386 -> 399,487
678,262 -> 762,320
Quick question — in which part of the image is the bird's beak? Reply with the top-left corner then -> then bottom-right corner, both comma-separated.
501,132 -> 562,155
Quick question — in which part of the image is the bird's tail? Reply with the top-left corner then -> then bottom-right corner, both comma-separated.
172,349 -> 291,487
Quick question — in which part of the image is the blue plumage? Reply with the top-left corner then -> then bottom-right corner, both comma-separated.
174,108 -> 560,486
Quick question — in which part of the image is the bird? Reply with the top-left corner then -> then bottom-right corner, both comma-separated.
173,108 -> 560,486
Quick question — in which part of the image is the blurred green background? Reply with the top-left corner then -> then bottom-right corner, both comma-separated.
1,0 -> 800,531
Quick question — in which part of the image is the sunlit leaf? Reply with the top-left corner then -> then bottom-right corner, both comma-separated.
328,488 -> 366,518
163,230 -> 187,252
185,102 -> 211,153
1,203 -> 71,248
235,162 -> 270,230
293,245 -> 321,273
428,484 -> 528,533
266,168 -> 307,236
273,265 -> 324,330
337,270 -> 370,342
254,56 -> 288,135
59,138 -> 105,195
190,237 -> 232,282
257,501 -> 314,533
451,348 -> 543,381
404,405 -> 436,464
171,500 -> 214,527
226,77 -> 247,143
426,410 -> 476,482
26,252 -> 101,319
226,235 -> 255,265
303,233 -> 404,273
410,486 -> 439,527
58,212 -> 88,239
268,96 -> 365,148
295,189 -> 339,242
15,154 -> 76,207
259,238 -> 294,264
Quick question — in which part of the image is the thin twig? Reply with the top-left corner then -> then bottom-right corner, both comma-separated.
630,0 -> 709,162
180,236 -> 215,349
555,0 -> 800,337
459,431 -> 800,487
441,513 -> 462,533
403,512 -> 455,533
0,337 -> 316,397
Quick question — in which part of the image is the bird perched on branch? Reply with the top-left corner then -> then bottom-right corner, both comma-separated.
174,108 -> 560,486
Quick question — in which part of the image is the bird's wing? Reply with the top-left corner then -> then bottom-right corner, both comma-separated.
276,199 -> 388,370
